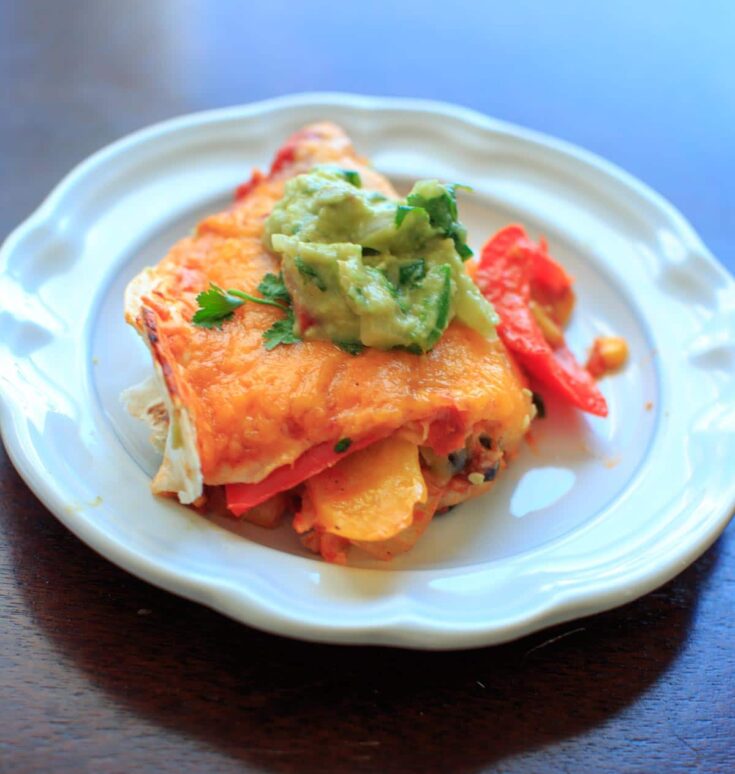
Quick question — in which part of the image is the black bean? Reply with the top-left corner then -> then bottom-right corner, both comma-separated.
447,449 -> 468,472
483,464 -> 499,482
532,391 -> 546,419
479,434 -> 492,449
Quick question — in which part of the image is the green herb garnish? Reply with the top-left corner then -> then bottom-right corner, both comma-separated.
191,284 -> 245,329
427,264 -> 453,349
396,183 -> 474,260
341,169 -> 362,187
257,272 -> 291,301
193,273 -> 301,350
322,165 -> 362,187
263,308 -> 301,350
335,341 -> 365,356
295,256 -> 327,291
395,204 -> 421,228
334,438 -> 352,453
398,259 -> 427,288
192,283 -> 286,328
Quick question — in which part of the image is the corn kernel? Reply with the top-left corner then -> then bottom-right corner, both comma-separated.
597,336 -> 628,370
587,335 -> 629,378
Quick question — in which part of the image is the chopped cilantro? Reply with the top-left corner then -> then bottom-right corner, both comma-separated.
263,308 -> 301,350
407,185 -> 458,229
427,264 -> 453,347
191,284 -> 245,329
398,259 -> 427,288
397,183 -> 474,260
395,204 -> 422,228
295,256 -> 327,291
334,438 -> 352,453
368,267 -> 408,313
368,267 -> 399,297
341,169 -> 362,187
192,282 -> 289,329
403,343 -> 423,355
193,274 -> 300,351
335,341 -> 365,356
321,165 -> 362,187
257,272 -> 290,302
455,241 -> 474,259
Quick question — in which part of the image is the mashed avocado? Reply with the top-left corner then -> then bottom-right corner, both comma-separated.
264,166 -> 498,353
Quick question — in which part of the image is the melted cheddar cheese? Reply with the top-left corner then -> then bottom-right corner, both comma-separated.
125,123 -> 532,502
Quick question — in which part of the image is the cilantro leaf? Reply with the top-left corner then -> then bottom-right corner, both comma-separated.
398,259 -> 427,288
407,190 -> 456,232
456,241 -> 474,259
295,256 -> 327,291
257,272 -> 290,302
395,204 -> 422,228
334,438 -> 352,453
263,308 -> 301,350
193,274 -> 300,350
193,272 -> 293,343
321,165 -> 362,187
340,169 -> 362,187
335,340 -> 365,356
404,182 -> 474,260
426,263 -> 453,348
192,283 -> 245,328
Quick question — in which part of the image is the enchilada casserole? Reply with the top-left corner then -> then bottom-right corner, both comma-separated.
123,123 -> 605,563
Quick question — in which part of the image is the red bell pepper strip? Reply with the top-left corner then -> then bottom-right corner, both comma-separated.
533,237 -> 574,294
426,406 -> 468,455
269,143 -> 297,177
233,126 -> 324,201
234,169 -> 265,201
225,431 -> 390,516
269,127 -> 321,177
475,225 -> 608,417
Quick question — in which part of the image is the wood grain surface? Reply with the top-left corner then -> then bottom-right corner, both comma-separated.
1,2 -> 734,771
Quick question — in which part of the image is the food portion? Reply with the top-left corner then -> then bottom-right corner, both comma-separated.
586,336 -> 629,379
124,122 -> 617,564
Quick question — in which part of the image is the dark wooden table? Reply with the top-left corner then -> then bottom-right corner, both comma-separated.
2,2 -> 734,771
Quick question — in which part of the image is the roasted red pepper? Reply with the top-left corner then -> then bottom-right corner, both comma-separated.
269,127 -> 321,177
532,236 -> 574,295
475,225 -> 608,417
225,431 -> 390,515
233,127 -> 320,201
426,406 -> 468,455
234,169 -> 265,201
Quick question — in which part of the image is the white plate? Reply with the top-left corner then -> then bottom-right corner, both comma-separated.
2,93 -> 734,649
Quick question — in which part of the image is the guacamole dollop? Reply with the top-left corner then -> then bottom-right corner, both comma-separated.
264,166 -> 498,353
